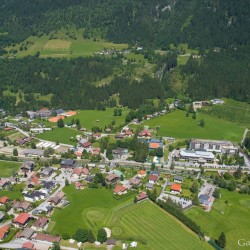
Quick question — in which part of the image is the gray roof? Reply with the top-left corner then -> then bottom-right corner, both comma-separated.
146,183 -> 154,188
18,227 -> 34,239
41,167 -> 53,176
151,170 -> 160,176
21,149 -> 44,156
0,211 -> 5,220
56,109 -> 65,115
174,175 -> 183,181
60,159 -> 75,166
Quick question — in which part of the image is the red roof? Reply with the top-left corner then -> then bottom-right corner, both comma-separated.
75,182 -> 83,189
138,170 -> 146,175
0,196 -> 9,204
171,183 -> 182,192
22,242 -> 34,249
125,130 -> 133,135
0,225 -> 9,240
137,192 -> 148,201
82,168 -> 89,175
149,142 -> 160,149
149,174 -> 158,182
82,142 -> 92,148
30,176 -> 39,185
73,167 -> 82,176
14,213 -> 30,225
35,233 -> 61,243
113,185 -> 127,194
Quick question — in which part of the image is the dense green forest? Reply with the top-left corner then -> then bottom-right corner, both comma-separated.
0,0 -> 249,112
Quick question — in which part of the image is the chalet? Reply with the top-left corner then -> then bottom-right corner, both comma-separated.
173,176 -> 183,183
148,174 -> 158,184
42,181 -> 56,192
0,211 -> 5,222
60,159 -> 77,169
20,161 -> 36,173
129,178 -> 141,187
146,182 -> 154,190
170,184 -> 182,194
151,169 -> 160,176
34,233 -> 61,243
137,170 -> 146,178
0,225 -> 10,241
75,182 -> 84,190
82,141 -> 92,148
28,176 -> 40,188
0,179 -> 9,189
32,217 -> 49,231
136,192 -> 148,202
12,201 -> 31,212
35,202 -> 52,215
13,213 -> 31,228
0,196 -> 9,205
49,191 -> 65,206
139,129 -> 151,137
113,185 -> 127,195
124,130 -> 133,137
106,174 -> 119,185
40,167 -> 53,178
72,167 -> 83,178
112,148 -> 129,160
24,191 -> 46,202
92,147 -> 101,155
16,227 -> 34,240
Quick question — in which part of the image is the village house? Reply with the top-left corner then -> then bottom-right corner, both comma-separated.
34,202 -> 52,215
92,147 -> 101,155
173,176 -> 183,183
15,137 -> 33,146
16,227 -> 35,241
136,192 -> 148,202
0,225 -> 10,241
24,191 -> 46,202
170,183 -> 182,194
199,194 -> 212,210
112,148 -> 129,160
137,170 -> 146,178
48,191 -> 65,206
32,217 -> 49,231
12,200 -> 31,212
151,169 -> 161,176
60,159 -> 77,169
106,174 -> 119,185
75,182 -> 84,190
13,213 -> 32,228
139,129 -> 151,138
82,141 -> 92,148
0,211 -> 5,222
115,134 -> 124,140
93,133 -> 101,139
42,181 -> 56,193
149,174 -> 158,184
129,178 -> 141,187
40,167 -> 54,178
20,149 -> 45,157
0,196 -> 9,206
35,108 -> 52,118
146,182 -> 154,190
27,176 -> 40,189
20,161 -> 36,174
113,185 -> 127,195
0,179 -> 9,190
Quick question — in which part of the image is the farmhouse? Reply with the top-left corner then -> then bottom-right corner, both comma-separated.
0,179 -> 9,189
34,233 -> 61,243
13,213 -> 31,228
106,174 -> 119,185
173,176 -> 183,183
20,161 -> 35,173
49,191 -> 65,206
0,225 -> 9,241
112,148 -> 129,160
40,167 -> 53,178
60,159 -> 78,168
170,184 -> 182,194
113,185 -> 127,195
129,178 -> 141,187
189,138 -> 238,154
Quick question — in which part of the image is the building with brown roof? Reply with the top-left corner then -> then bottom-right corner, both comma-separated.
34,233 -> 61,243
0,196 -> 9,205
106,174 -> 119,185
0,225 -> 10,241
16,227 -> 34,240
22,242 -> 35,250
113,185 -> 127,195
49,191 -> 65,205
32,217 -> 49,231
12,200 -> 31,212
136,192 -> 148,202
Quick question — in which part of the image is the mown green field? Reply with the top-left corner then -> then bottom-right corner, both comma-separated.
0,161 -> 21,177
0,182 -> 25,200
51,187 -> 211,250
185,189 -> 250,250
36,127 -> 82,145
200,99 -> 250,128
143,109 -> 244,142
5,28 -> 128,58
62,108 -> 130,131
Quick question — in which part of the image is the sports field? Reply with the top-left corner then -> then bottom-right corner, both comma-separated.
185,189 -> 250,250
143,109 -> 244,142
62,108 -> 130,131
51,187 -> 211,250
36,127 -> 82,145
0,161 -> 21,177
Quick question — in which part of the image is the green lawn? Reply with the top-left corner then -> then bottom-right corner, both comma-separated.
62,108 -> 130,131
0,161 -> 21,177
51,186 -> 211,250
36,127 -> 82,145
0,182 -> 25,200
200,98 -> 250,128
185,189 -> 250,250
143,109 -> 244,142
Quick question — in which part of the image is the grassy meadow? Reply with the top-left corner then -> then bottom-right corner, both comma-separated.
0,182 -> 25,200
200,98 -> 250,128
0,161 -> 21,177
5,28 -> 128,58
51,186 -> 211,250
185,189 -> 250,250
143,109 -> 244,142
